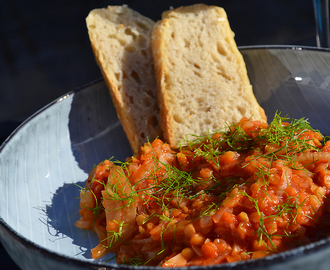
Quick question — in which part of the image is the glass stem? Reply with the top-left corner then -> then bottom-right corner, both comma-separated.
314,0 -> 330,47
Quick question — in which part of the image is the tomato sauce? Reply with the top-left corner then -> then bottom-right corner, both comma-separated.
75,114 -> 330,266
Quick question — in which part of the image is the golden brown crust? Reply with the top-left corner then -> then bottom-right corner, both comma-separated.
152,19 -> 172,145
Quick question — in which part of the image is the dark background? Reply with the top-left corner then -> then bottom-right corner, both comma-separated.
0,0 -> 317,269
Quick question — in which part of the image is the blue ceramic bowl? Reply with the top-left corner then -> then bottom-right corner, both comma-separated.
2,46 -> 330,270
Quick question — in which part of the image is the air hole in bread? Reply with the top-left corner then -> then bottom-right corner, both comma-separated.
211,52 -> 221,64
138,35 -> 147,47
225,36 -> 235,52
145,89 -> 155,98
115,72 -> 121,81
173,113 -> 184,124
148,115 -> 159,127
217,42 -> 227,56
215,62 -> 225,70
171,32 -> 175,39
125,45 -> 136,52
218,71 -> 231,81
89,24 -> 96,29
107,33 -> 115,39
142,97 -> 151,107
187,108 -> 195,115
128,95 -> 134,104
124,27 -> 136,39
131,70 -> 141,84
117,38 -> 127,46
164,74 -> 172,85
184,38 -> 190,48
193,70 -> 201,77
194,63 -> 201,69
198,37 -> 204,47
141,49 -> 147,56
215,66 -> 231,81
238,105 -> 247,115
196,97 -> 204,105
115,11 -> 124,16
153,103 -> 159,110
136,21 -> 149,31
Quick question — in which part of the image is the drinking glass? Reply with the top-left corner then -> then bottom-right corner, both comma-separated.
313,0 -> 330,47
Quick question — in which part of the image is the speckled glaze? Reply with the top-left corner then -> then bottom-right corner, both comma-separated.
2,46 -> 330,270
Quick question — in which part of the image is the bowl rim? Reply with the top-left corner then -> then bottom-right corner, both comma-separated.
2,45 -> 330,269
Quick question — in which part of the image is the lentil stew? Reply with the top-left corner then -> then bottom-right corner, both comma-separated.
75,114 -> 330,267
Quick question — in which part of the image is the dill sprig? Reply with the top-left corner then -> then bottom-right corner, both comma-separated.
260,113 -> 321,155
103,220 -> 126,249
185,112 -> 322,169
242,191 -> 299,253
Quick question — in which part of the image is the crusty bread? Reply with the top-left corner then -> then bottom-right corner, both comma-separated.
86,5 -> 161,154
152,4 -> 267,148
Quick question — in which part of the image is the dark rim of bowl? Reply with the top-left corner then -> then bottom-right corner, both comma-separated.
2,45 -> 330,270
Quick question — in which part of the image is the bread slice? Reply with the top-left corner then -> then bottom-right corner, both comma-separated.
86,5 -> 161,154
152,4 -> 267,148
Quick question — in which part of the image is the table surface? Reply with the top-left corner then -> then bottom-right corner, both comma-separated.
0,0 -> 317,269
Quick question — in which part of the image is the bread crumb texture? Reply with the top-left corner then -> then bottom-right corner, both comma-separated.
87,6 -> 161,154
152,4 -> 266,148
